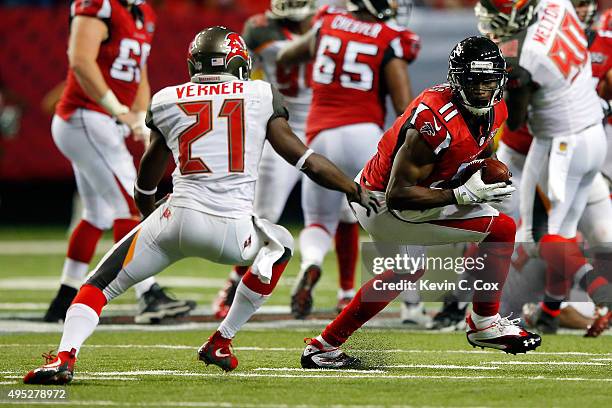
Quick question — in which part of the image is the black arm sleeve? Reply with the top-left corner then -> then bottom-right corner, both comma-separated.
269,84 -> 289,123
145,104 -> 162,134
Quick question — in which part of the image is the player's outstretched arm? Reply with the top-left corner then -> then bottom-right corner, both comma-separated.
128,65 -> 152,144
504,64 -> 534,131
386,127 -> 456,211
267,117 -> 379,215
276,27 -> 318,67
134,128 -> 171,218
384,58 -> 412,115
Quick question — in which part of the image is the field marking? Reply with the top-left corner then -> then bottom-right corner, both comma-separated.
3,343 -> 612,357
591,358 -> 612,361
0,400 -> 414,408
5,370 -> 612,383
2,375 -> 137,381
0,381 -> 17,385
0,277 -> 226,290
483,361 -> 608,366
376,364 -> 499,370
253,368 -> 387,374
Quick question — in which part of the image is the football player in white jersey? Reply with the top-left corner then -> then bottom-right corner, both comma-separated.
476,0 -> 612,333
23,26 -> 378,385
213,0 -> 363,318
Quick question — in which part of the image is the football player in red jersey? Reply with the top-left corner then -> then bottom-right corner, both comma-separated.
277,0 -> 420,319
44,0 -> 195,324
301,37 -> 542,369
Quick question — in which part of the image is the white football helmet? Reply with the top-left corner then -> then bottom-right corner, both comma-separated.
270,0 -> 316,21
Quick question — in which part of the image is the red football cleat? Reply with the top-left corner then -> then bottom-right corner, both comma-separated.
198,331 -> 238,372
23,349 -> 76,385
212,277 -> 239,320
585,306 -> 612,338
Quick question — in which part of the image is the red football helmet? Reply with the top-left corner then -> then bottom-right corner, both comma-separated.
475,0 -> 538,40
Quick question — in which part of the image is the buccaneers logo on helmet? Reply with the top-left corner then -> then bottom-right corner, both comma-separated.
224,33 -> 250,66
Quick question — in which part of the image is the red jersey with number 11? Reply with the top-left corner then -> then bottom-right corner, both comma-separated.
306,6 -> 420,142
56,0 -> 156,120
362,85 -> 507,191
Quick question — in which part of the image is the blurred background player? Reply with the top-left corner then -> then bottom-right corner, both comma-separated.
475,0 -> 612,336
492,0 -> 612,335
23,26 -> 379,383
213,0 -> 368,318
277,0 -> 420,319
44,0 -> 195,324
301,37 -> 542,369
432,0 -> 612,332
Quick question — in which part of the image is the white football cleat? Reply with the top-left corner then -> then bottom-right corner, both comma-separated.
466,314 -> 541,354
401,302 -> 433,328
300,338 -> 360,369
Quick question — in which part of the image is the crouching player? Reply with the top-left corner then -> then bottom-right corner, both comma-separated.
302,37 -> 543,369
23,26 -> 379,384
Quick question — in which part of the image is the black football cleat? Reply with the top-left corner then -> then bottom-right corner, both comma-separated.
135,283 -> 196,324
43,285 -> 78,323
466,314 -> 541,355
291,265 -> 321,319
212,276 -> 240,320
23,349 -> 76,385
430,295 -> 467,331
522,303 -> 559,334
301,338 -> 361,369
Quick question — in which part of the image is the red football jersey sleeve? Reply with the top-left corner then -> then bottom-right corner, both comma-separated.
306,11 -> 418,142
408,97 -> 453,156
72,0 -> 111,18
399,30 -> 420,63
590,30 -> 612,82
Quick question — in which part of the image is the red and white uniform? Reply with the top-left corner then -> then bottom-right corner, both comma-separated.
300,5 -> 420,238
307,5 -> 420,142
52,0 -> 155,230
351,85 -> 514,312
57,0 -> 155,120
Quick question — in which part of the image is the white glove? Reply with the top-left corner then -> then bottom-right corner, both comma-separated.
130,111 -> 151,146
453,170 -> 515,205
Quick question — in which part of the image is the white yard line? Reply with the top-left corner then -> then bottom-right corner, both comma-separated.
483,361 -> 608,366
0,277 -> 226,290
0,400 -> 406,408
2,343 -> 612,357
253,368 -> 387,374
375,364 -> 499,370
2,375 -> 137,381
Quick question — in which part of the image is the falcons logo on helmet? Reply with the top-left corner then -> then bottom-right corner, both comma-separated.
223,33 -> 249,65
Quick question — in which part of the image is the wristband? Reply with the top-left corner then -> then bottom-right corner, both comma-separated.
295,148 -> 314,170
99,90 -> 130,116
134,183 -> 157,195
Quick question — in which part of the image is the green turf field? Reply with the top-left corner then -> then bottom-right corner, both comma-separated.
1,226 -> 611,407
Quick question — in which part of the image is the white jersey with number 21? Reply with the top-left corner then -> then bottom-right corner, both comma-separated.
146,79 -> 286,218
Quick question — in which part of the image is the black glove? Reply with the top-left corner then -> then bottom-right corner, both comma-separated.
347,182 -> 380,217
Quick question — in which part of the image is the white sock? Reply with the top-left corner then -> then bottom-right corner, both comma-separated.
60,258 -> 89,289
470,311 -> 500,330
337,288 -> 356,299
218,281 -> 267,339
298,226 -> 332,270
315,335 -> 335,350
58,303 -> 100,356
134,277 -> 156,298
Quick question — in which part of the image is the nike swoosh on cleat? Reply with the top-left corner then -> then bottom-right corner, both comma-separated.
214,349 -> 231,358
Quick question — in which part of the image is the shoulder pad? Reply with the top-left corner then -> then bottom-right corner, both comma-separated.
71,0 -> 111,19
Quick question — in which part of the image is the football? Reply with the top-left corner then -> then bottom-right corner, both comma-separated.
460,158 -> 512,185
